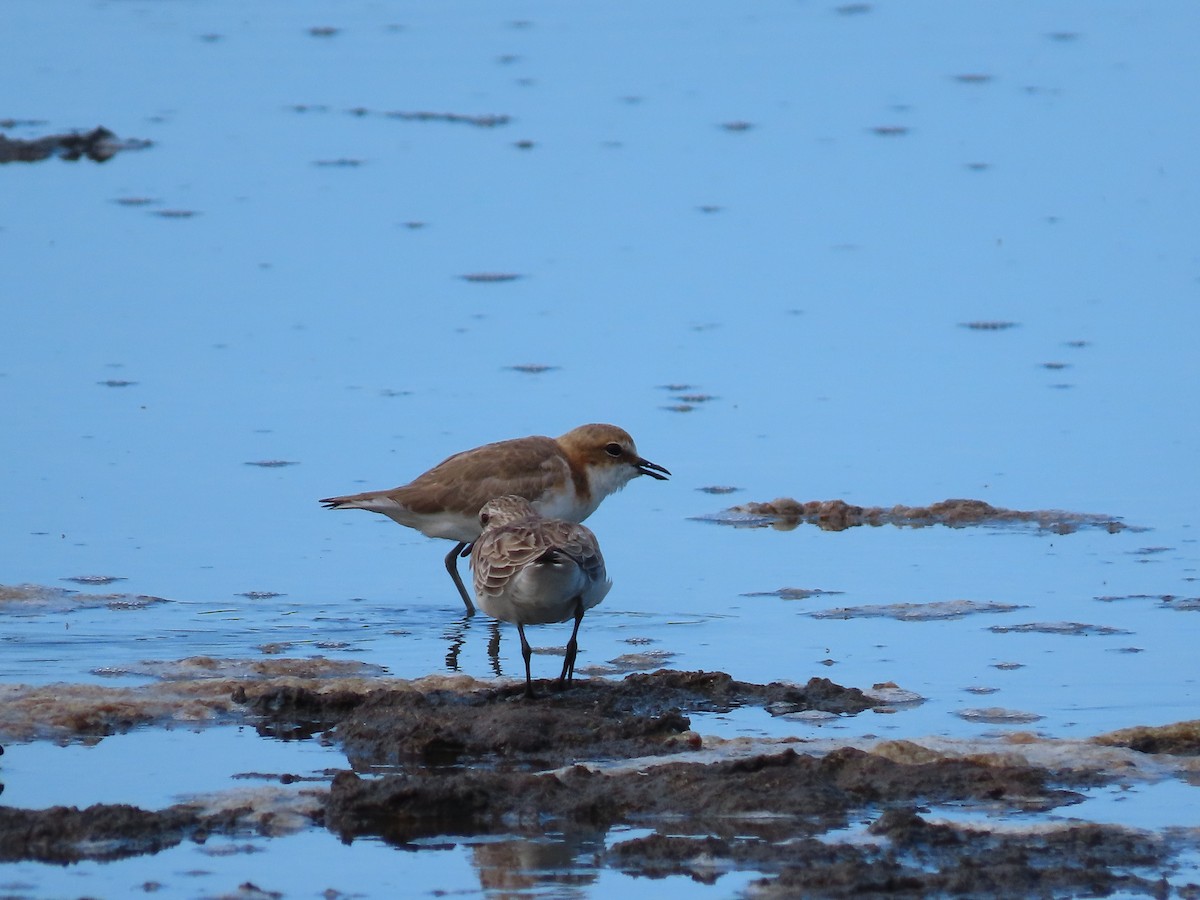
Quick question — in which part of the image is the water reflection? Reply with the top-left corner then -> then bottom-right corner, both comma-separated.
469,831 -> 604,898
442,613 -> 506,676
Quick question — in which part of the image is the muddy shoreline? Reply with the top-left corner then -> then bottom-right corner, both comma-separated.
2,666 -> 1197,896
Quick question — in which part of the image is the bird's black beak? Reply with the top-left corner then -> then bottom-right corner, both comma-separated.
636,458 -> 671,480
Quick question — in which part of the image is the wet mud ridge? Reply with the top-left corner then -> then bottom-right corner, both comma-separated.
248,669 -> 879,767
2,669 -> 1198,897
701,497 -> 1134,534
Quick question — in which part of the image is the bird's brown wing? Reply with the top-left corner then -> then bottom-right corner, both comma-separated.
394,435 -> 569,515
471,517 -> 555,597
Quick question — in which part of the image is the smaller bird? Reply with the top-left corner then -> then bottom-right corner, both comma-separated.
471,495 -> 611,698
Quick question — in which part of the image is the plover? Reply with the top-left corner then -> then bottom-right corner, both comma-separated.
471,495 -> 611,697
320,423 -> 667,613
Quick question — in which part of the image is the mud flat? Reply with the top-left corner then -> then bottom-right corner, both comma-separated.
2,666 -> 1198,895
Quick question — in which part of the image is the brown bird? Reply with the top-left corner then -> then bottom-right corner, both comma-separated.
320,423 -> 668,613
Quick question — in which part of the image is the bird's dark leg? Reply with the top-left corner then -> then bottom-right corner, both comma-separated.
444,542 -> 476,615
517,623 -> 535,698
557,598 -> 585,688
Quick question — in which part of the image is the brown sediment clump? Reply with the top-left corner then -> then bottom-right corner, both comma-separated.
705,497 -> 1131,534
1093,720 -> 1200,756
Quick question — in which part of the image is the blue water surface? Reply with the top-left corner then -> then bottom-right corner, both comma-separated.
3,1 -> 1199,896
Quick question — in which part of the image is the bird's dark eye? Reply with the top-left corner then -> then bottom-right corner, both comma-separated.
479,511 -> 491,526
605,442 -> 623,457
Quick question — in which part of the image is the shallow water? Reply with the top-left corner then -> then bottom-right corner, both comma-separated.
3,0 -> 1200,896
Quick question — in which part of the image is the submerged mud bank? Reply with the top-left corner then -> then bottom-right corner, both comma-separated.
1,666 -> 1197,895
702,497 -> 1132,534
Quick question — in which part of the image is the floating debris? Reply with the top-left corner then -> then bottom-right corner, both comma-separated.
460,272 -> 522,283
308,25 -> 340,37
835,3 -> 872,14
721,120 -> 754,132
988,622 -> 1132,637
580,650 -> 678,676
61,575 -> 127,586
506,363 -> 558,374
237,591 -> 285,600
954,73 -> 993,84
699,497 -> 1132,534
870,125 -> 909,137
153,209 -> 200,219
743,587 -> 845,601
244,460 -> 300,468
97,379 -> 137,387
1094,593 -> 1173,603
696,485 -> 741,495
1164,597 -> 1200,611
961,320 -> 1019,331
955,707 -> 1045,725
0,126 -> 151,164
810,600 -> 1024,621
314,157 -> 364,167
113,196 -> 158,207
384,110 -> 511,128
